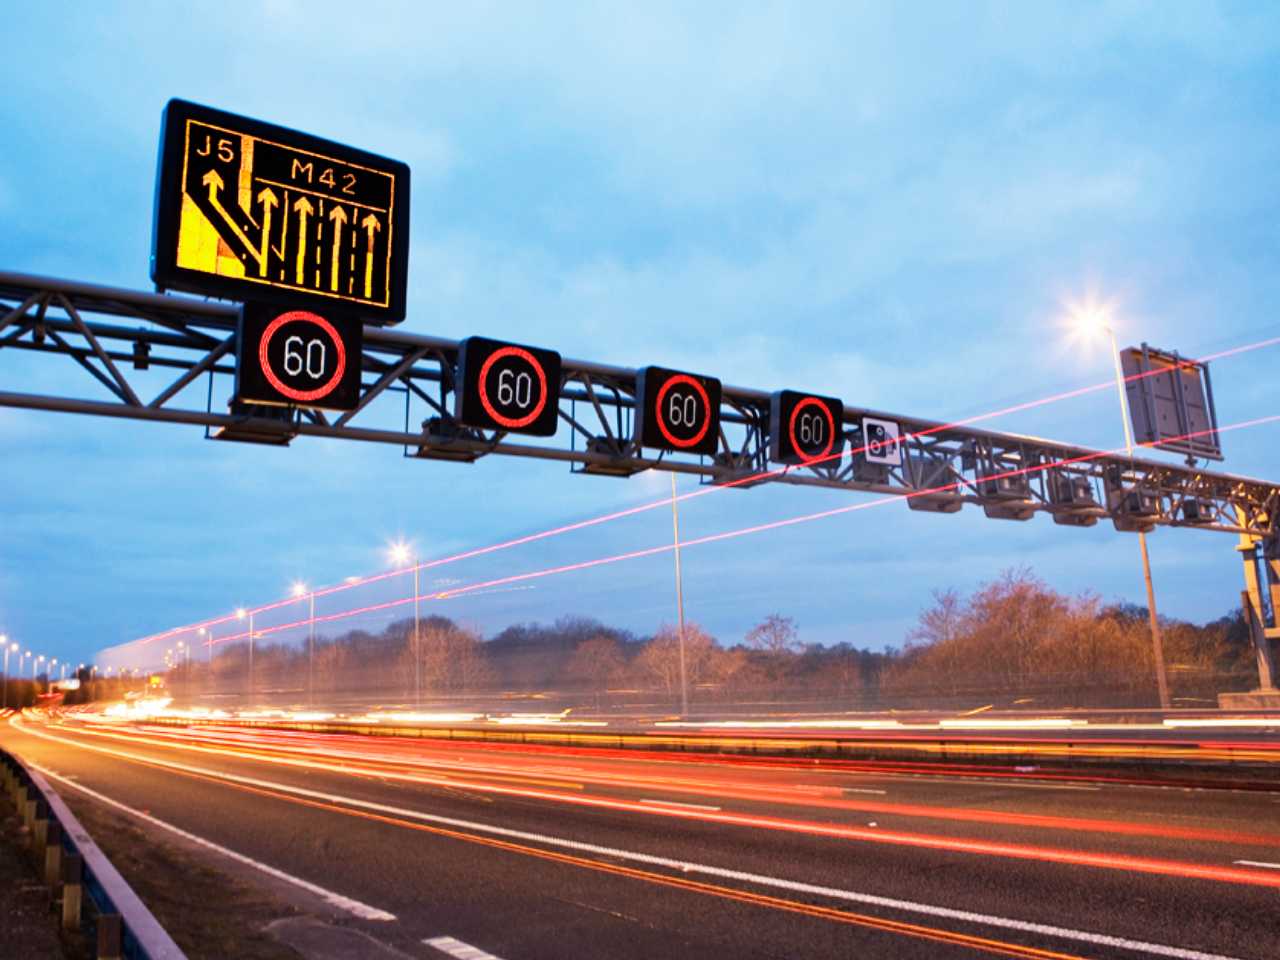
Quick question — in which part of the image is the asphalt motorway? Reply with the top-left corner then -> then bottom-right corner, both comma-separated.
4,712 -> 1280,960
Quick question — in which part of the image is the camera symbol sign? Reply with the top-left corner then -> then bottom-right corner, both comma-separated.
862,416 -> 903,466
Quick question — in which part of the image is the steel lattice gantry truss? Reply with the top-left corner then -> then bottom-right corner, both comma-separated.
2,270 -> 1279,544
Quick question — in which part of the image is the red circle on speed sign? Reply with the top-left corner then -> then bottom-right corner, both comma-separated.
788,396 -> 835,464
477,345 -> 549,429
258,310 -> 347,403
655,373 -> 712,449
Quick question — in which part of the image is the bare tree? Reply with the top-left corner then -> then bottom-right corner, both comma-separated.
565,636 -> 626,703
635,623 -> 716,700
744,614 -> 800,691
409,621 -> 495,696
909,589 -> 963,648
745,614 -> 801,655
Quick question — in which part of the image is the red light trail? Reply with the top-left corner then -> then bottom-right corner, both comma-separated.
23,717 -> 1280,892
199,411 -> 1280,649
122,331 -> 1280,660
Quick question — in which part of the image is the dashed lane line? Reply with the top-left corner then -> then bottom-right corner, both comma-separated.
424,936 -> 504,960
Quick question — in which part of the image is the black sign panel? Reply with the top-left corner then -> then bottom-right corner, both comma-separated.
236,303 -> 363,410
635,366 -> 722,456
152,99 -> 410,323
455,336 -> 562,436
770,390 -> 844,465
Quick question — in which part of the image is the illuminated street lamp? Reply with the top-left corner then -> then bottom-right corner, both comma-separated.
388,540 -> 420,705
1073,301 -> 1171,710
292,581 -> 316,706
198,627 -> 210,688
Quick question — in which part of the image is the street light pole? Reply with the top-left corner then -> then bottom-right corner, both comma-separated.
248,611 -> 255,706
1105,325 -> 1172,711
2,639 -> 13,709
670,472 -> 690,718
199,628 -> 209,698
389,542 -> 420,705
309,590 -> 316,707
413,560 -> 421,706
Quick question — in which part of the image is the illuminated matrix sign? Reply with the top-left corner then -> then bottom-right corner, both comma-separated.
770,390 -> 844,466
455,336 -> 563,437
236,303 -> 363,411
151,99 -> 410,323
634,366 -> 723,456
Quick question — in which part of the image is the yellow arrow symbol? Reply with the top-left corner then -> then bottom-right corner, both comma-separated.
293,196 -> 314,285
202,170 -> 263,268
361,213 -> 381,299
328,205 -> 347,292
256,188 -> 278,277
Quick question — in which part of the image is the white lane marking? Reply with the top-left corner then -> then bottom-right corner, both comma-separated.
29,763 -> 396,922
14,721 -> 1241,960
842,787 -> 889,795
424,935 -> 504,959
640,798 -> 722,811
970,781 -> 1101,792
1233,859 -> 1280,870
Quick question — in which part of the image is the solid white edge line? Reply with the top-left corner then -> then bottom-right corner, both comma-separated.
424,935 -> 504,959
28,762 -> 396,922
14,720 -> 1245,960
1232,859 -> 1280,870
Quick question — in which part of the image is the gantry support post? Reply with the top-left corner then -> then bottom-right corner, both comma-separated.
1221,526 -> 1280,708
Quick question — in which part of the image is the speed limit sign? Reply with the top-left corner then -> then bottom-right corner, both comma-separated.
236,303 -> 363,410
770,390 -> 844,466
455,336 -> 562,436
635,366 -> 722,456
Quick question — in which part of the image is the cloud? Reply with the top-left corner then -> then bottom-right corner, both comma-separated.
1,2 -> 1279,668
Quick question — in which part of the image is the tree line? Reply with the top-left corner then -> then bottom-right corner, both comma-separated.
150,610 -> 891,708
66,568 -> 1263,710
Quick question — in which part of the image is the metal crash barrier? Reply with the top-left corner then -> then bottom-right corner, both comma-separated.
1,747 -> 185,960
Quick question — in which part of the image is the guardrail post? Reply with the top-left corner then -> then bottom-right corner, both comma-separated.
97,913 -> 123,960
44,820 -> 63,886
61,852 -> 83,931
24,795 -> 38,833
33,800 -> 49,852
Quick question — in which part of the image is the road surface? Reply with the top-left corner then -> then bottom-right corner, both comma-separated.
4,710 -> 1280,959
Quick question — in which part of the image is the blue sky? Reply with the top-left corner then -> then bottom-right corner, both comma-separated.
2,3 -> 1279,672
